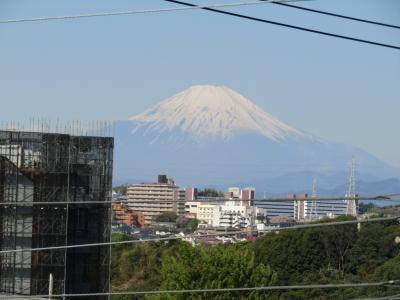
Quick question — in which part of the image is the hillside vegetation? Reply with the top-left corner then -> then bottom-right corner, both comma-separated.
111,216 -> 400,299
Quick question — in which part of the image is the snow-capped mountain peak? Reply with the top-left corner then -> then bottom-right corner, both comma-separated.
129,85 -> 306,141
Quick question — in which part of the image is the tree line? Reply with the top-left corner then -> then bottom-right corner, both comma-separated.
111,215 -> 400,299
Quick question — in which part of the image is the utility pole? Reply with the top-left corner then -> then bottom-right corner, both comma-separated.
346,157 -> 357,216
48,273 -> 54,300
310,178 -> 318,220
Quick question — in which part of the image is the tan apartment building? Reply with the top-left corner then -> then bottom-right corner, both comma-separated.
127,175 -> 185,225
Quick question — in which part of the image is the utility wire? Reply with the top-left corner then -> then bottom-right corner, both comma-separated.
352,293 -> 400,300
0,193 -> 399,206
273,2 -> 400,29
0,216 -> 397,254
1,280 -> 398,298
0,0 -> 306,24
5,214 -> 399,237
164,0 -> 400,50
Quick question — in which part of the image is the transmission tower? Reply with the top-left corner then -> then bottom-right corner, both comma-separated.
345,157 -> 357,216
309,178 -> 318,220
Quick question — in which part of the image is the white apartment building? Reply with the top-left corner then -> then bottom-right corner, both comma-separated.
256,194 -> 350,222
218,212 -> 250,228
185,201 -> 217,225
292,194 -> 350,221
185,200 -> 266,228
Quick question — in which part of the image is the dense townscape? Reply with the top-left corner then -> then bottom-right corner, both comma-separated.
1,0 -> 399,298
109,174 -> 400,299
111,208 -> 400,299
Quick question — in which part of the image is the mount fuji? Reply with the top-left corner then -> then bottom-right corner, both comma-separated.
129,85 -> 309,142
113,85 -> 399,192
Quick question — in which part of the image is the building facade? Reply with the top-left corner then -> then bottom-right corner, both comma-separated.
255,200 -> 295,219
185,201 -> 217,225
292,193 -> 350,221
185,187 -> 197,201
241,187 -> 255,206
185,199 -> 265,229
127,175 -> 185,225
112,201 -> 145,228
257,194 -> 349,222
0,130 -> 113,299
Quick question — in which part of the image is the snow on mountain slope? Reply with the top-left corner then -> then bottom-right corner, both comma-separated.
114,84 -> 400,186
129,85 -> 309,141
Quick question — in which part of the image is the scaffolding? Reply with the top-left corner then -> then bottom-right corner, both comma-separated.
0,130 -> 113,299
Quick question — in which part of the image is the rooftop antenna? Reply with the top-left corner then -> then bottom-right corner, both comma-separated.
346,156 -> 357,216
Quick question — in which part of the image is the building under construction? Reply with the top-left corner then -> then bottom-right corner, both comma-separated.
0,129 -> 113,298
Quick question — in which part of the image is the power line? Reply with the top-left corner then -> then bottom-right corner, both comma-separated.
273,2 -> 400,29
1,280 -> 398,298
164,0 -> 400,50
0,0 -> 307,24
0,216 -> 397,254
0,297 -> 55,300
352,293 -> 400,300
0,193 -> 399,206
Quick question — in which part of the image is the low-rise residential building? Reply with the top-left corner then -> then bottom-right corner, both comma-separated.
112,201 -> 145,228
218,212 -> 250,228
185,189 -> 266,229
185,201 -> 217,224
111,221 -> 134,235
213,201 -> 265,228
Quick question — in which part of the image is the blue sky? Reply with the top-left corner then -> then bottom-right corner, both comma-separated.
0,0 -> 399,168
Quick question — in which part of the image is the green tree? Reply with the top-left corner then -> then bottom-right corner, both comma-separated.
113,184 -> 129,195
186,218 -> 200,232
254,228 -> 324,283
197,188 -> 223,197
374,254 -> 400,280
110,213 -> 400,300
155,211 -> 178,222
348,221 -> 400,277
153,242 -> 278,300
358,203 -> 377,214
316,217 -> 358,275
253,216 -> 358,283
111,241 -> 169,300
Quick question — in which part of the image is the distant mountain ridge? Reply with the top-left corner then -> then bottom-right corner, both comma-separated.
113,85 -> 400,189
232,171 -> 400,196
113,171 -> 400,197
